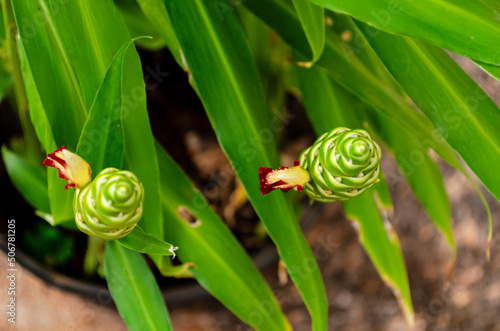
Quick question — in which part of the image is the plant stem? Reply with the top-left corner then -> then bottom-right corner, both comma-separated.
83,236 -> 106,278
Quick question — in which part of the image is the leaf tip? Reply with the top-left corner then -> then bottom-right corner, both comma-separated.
169,246 -> 179,259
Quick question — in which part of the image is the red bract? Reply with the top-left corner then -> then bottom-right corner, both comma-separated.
43,146 -> 92,190
259,160 -> 310,195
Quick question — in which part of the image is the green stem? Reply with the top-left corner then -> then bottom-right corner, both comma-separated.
83,235 -> 106,277
2,0 -> 41,165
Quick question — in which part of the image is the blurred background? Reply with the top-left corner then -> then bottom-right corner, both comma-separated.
0,46 -> 499,331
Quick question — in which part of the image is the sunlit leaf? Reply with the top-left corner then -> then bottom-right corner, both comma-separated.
156,143 -> 290,331
295,63 -> 414,327
118,226 -> 177,257
291,0 -> 324,63
105,241 -> 173,331
163,1 -> 328,328
310,0 -> 500,65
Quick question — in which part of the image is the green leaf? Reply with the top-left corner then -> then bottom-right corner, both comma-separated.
136,0 -> 184,68
12,0 -> 87,149
16,41 -> 52,152
291,0 -> 324,63
237,6 -> 290,128
115,0 -> 166,51
76,38 -> 142,172
117,226 -> 177,257
244,0 -> 462,173
17,37 -> 75,225
295,63 -> 414,327
298,58 -> 455,253
163,1 -> 327,329
120,57 -> 163,242
104,241 -> 172,331
28,0 -> 164,241
357,25 -> 498,246
2,146 -> 50,214
324,11 -> 404,94
156,143 -> 290,331
371,112 -> 455,253
13,0 -> 87,223
309,0 -> 500,65
45,0 -> 133,109
474,60 -> 500,81
343,192 -> 414,328
2,0 -> 38,165
318,13 -> 455,254
0,42 -> 11,102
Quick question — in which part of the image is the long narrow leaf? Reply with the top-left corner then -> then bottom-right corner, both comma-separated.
343,193 -> 414,329
320,14 -> 456,254
163,1 -> 328,329
291,0 -> 324,62
27,0 -> 164,240
244,0 -> 463,172
136,0 -> 184,68
296,63 -> 414,327
357,25 -> 497,249
47,0 -> 133,108
156,143 -> 290,331
76,39 -> 141,172
104,241 -> 172,331
371,112 -> 455,253
12,0 -> 87,148
117,226 -> 177,257
309,0 -> 500,65
2,146 -> 50,213
13,5 -> 78,223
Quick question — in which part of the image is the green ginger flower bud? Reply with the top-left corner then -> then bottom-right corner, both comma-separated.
259,127 -> 381,202
299,127 -> 381,202
74,168 -> 144,240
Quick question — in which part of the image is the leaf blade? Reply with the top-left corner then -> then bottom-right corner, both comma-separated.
76,39 -> 140,172
357,24 -> 500,202
104,241 -> 172,331
156,143 -> 290,331
244,0 -> 463,172
343,193 -> 414,328
372,112 -> 455,252
295,63 -> 414,327
136,0 -> 184,68
291,0 -> 324,62
309,0 -> 500,65
163,1 -> 328,328
117,226 -> 176,257
2,146 -> 50,214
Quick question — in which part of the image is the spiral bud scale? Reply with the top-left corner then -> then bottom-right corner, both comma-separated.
74,167 -> 144,240
298,128 -> 381,202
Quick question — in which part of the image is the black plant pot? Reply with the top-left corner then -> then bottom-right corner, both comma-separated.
0,201 -> 324,305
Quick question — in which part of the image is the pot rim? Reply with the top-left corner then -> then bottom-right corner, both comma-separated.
0,201 -> 324,305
